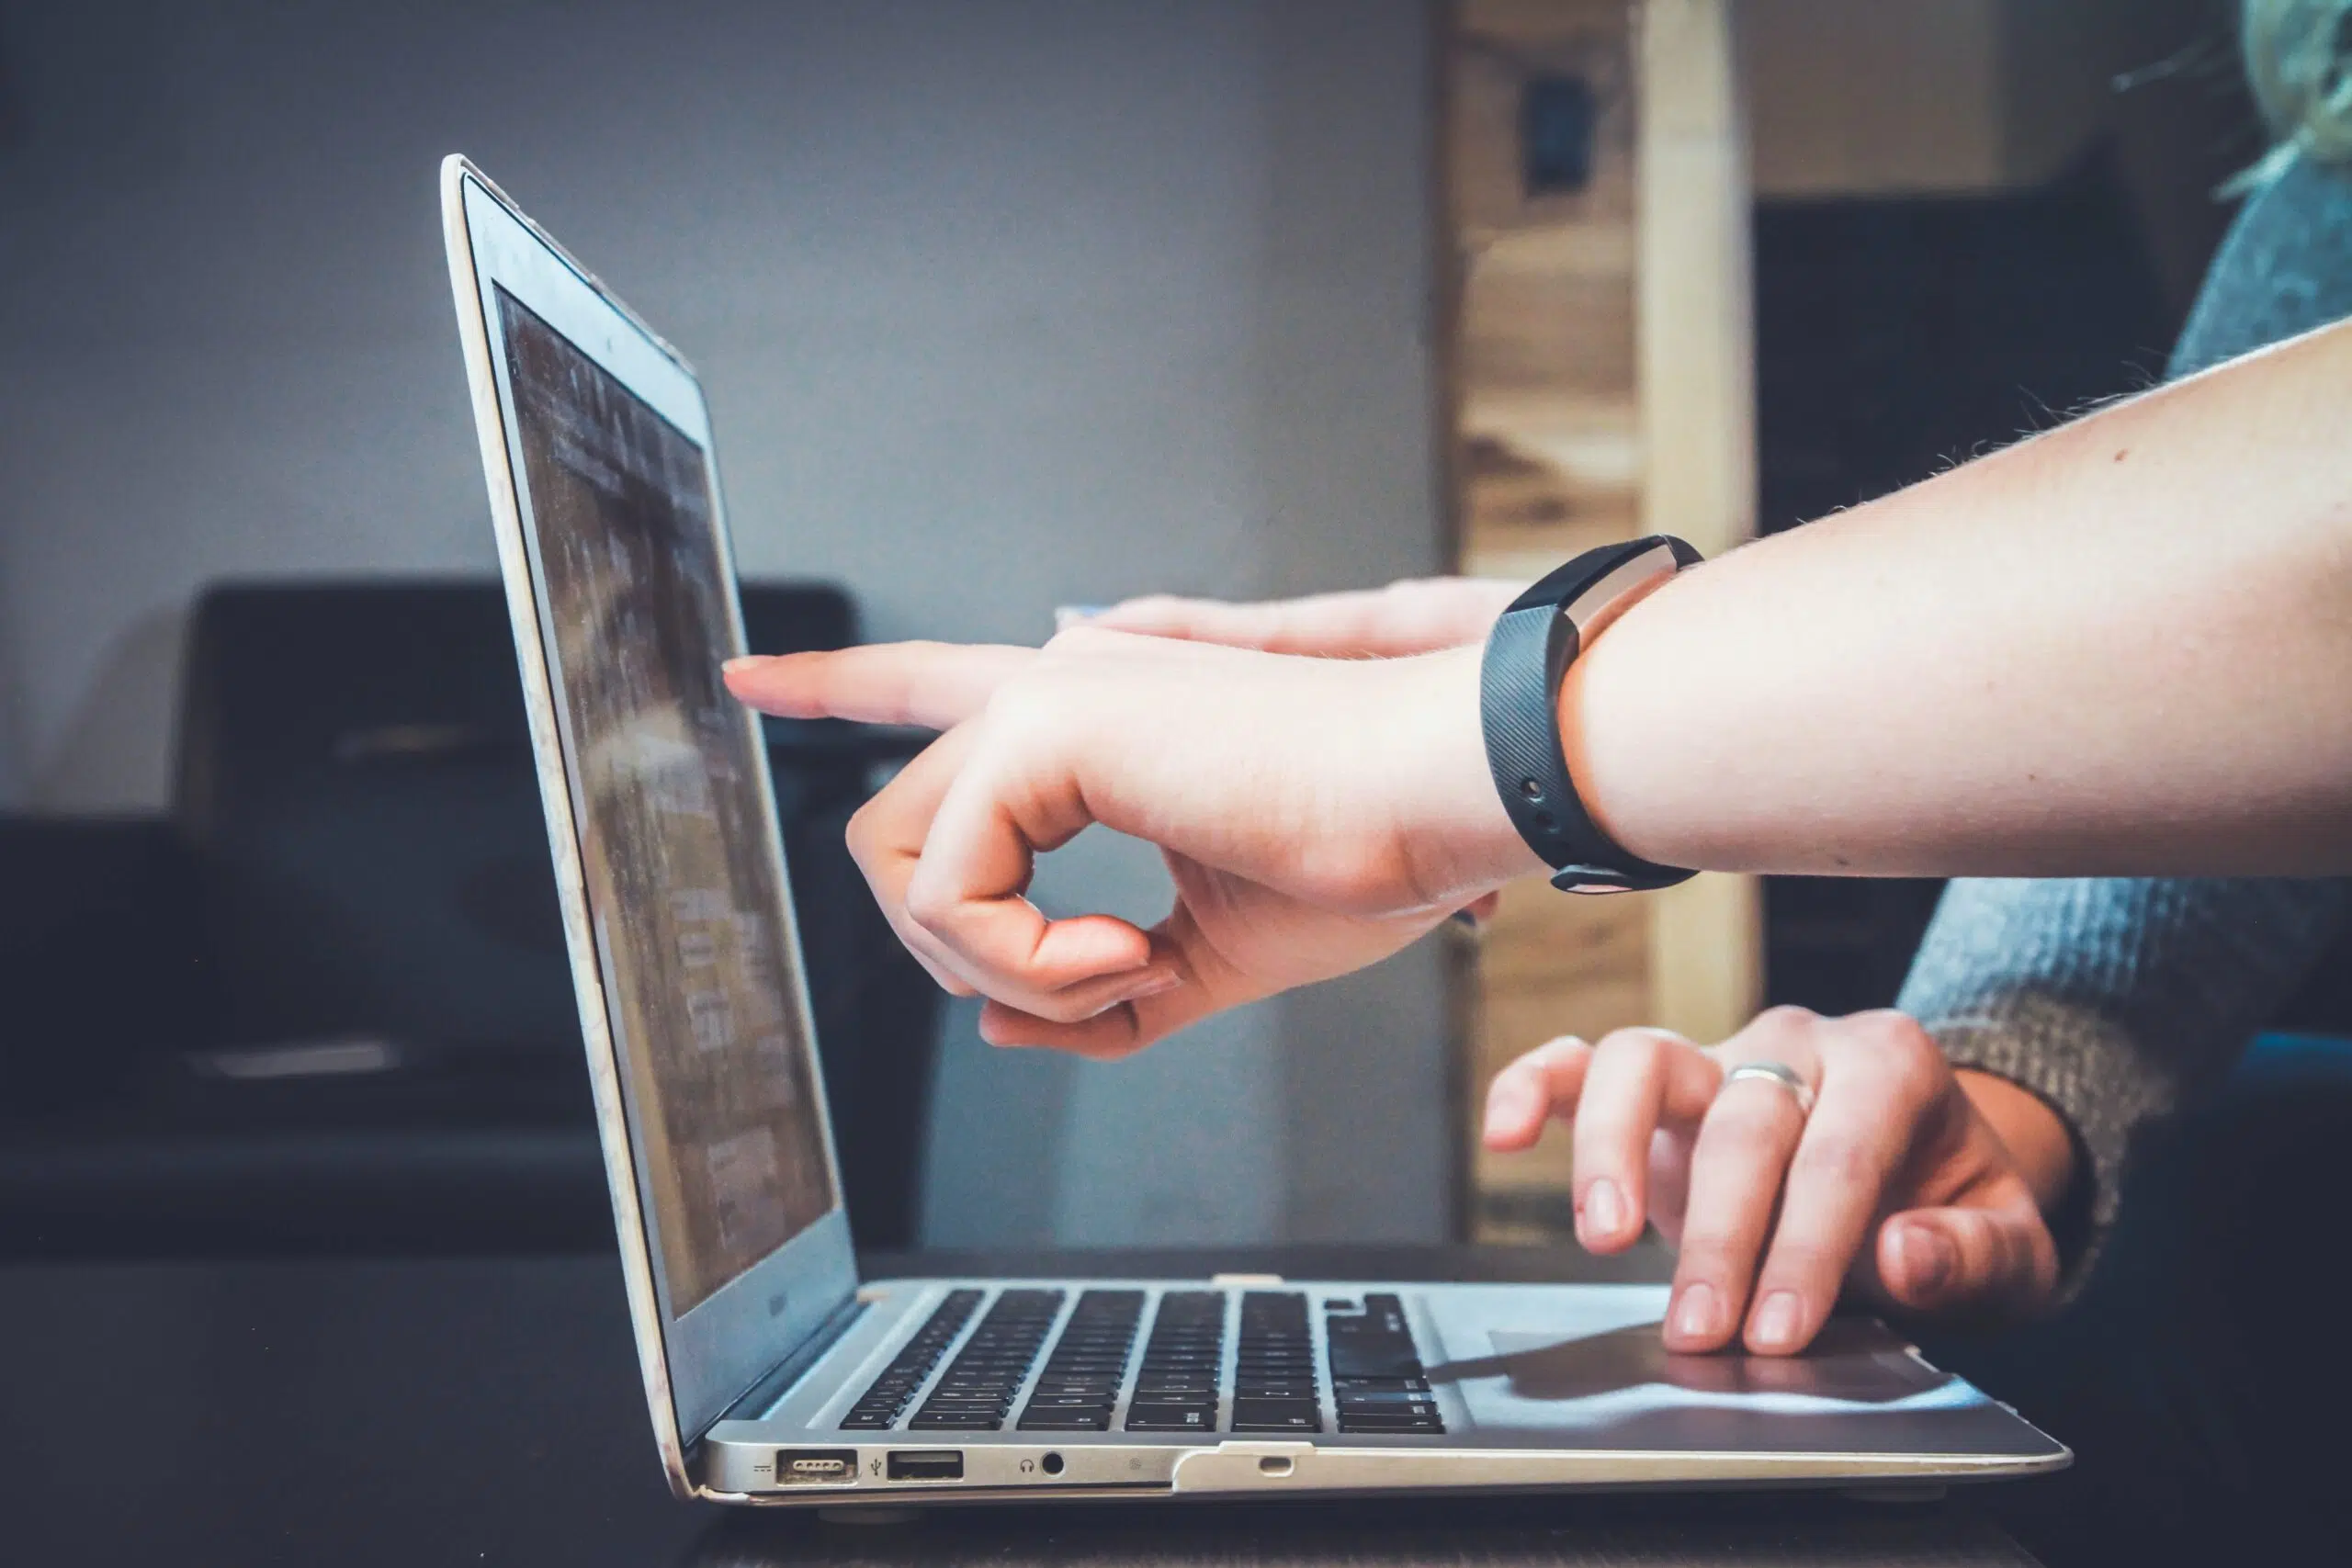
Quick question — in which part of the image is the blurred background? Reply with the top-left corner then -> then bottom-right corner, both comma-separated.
0,1 -> 2262,1258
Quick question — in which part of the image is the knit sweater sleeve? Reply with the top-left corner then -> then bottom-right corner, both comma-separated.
1897,878 -> 2346,1238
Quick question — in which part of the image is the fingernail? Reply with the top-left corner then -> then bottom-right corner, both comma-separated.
721,656 -> 764,674
1751,1291 -> 1803,1350
1669,1280 -> 1719,1342
1579,1178 -> 1624,1242
1093,969 -> 1181,1013
1900,1222 -> 1955,1296
1485,1074 -> 1533,1122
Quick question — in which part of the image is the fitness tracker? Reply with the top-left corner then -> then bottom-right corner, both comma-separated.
1479,535 -> 1702,894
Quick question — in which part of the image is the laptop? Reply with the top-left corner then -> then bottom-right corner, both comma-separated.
438,155 -> 2069,1506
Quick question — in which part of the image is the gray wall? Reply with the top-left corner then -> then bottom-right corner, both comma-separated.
0,0 -> 1450,1246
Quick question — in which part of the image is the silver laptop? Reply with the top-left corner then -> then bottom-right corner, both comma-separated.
438,155 -> 2068,1507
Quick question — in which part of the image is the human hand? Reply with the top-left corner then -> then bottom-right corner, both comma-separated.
1483,1007 -> 2072,1355
1081,577 -> 1523,658
1078,576 -> 1524,929
724,629 -> 1540,1055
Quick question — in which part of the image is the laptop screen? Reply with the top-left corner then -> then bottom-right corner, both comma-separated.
497,288 -> 837,1315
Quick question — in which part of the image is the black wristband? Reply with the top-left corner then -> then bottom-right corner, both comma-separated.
1479,536 -> 1701,895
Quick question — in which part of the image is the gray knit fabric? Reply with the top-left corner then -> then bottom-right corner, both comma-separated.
1897,151 -> 2352,1242
2174,151 -> 2352,377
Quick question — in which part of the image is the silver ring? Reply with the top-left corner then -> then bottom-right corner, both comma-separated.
1720,1060 -> 1815,1117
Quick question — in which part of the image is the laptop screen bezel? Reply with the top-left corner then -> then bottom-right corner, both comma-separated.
443,158 -> 857,1465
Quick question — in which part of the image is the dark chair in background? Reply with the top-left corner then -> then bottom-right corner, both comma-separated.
0,580 -> 937,1257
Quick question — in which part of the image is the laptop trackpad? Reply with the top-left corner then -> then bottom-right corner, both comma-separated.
1431,1318 -> 1977,1446
1484,1319 -> 1946,1404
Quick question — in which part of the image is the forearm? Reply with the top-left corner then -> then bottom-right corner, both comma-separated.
1564,316 -> 2352,877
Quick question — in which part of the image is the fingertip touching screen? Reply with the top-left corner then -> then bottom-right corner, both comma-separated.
496,288 -> 836,1315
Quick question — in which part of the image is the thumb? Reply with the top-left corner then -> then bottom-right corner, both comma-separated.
1872,1197 -> 2058,1316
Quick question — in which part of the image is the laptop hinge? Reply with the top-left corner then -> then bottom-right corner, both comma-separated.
704,1294 -> 869,1433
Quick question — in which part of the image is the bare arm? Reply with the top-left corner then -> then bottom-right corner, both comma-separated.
1562,315 -> 2352,879
728,319 -> 2352,1056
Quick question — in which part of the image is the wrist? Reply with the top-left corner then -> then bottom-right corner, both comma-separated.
1957,1067 -> 2078,1213
1380,645 -> 1548,903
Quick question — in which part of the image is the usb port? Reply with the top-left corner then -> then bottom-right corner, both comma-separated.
886,1450 -> 964,1482
774,1449 -> 856,1485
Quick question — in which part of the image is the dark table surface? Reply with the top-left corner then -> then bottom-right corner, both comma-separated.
0,1245 -> 2041,1566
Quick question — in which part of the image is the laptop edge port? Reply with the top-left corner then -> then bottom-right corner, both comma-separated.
774,1449 -> 857,1485
886,1450 -> 965,1482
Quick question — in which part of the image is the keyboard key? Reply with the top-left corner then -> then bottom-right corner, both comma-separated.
1230,1396 -> 1322,1433
1018,1409 -> 1114,1431
1338,1414 -> 1445,1434
1125,1401 -> 1218,1431
1336,1398 -> 1441,1416
1329,1342 -> 1420,1379
910,1413 -> 1002,1430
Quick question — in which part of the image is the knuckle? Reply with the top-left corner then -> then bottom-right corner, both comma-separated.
1042,623 -> 1125,660
982,675 -> 1058,731
1856,1010 -> 1943,1074
1754,1004 -> 1820,1035
842,803 -> 880,863
1594,1027 -> 1671,1067
1533,1037 -> 1593,1077
901,875 -> 958,934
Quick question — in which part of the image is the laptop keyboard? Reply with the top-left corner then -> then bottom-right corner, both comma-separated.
842,1285 -> 1445,1438
1122,1288 -> 1225,1432
838,1287 -> 983,1429
1329,1292 -> 1443,1434
1016,1288 -> 1144,1431
907,1288 -> 1065,1430
1230,1290 -> 1321,1432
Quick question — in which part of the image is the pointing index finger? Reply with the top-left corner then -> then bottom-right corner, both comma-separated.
723,642 -> 1038,729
